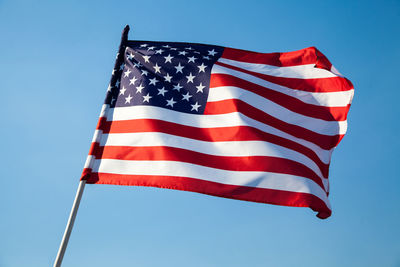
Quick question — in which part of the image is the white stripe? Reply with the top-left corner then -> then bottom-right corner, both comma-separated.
91,129 -> 103,143
208,86 -> 347,134
84,155 -> 95,169
92,159 -> 330,206
101,132 -> 328,183
211,64 -> 354,107
106,105 -> 333,163
218,58 -> 337,78
99,104 -> 109,118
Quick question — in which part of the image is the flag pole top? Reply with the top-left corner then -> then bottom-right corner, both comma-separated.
122,25 -> 130,43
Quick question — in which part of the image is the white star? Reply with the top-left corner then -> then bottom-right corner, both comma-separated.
208,49 -> 218,56
194,51 -> 201,54
182,92 -> 192,101
115,80 -> 120,88
191,102 -> 201,111
134,62 -> 142,68
164,54 -> 174,63
119,63 -> 125,70
170,47 -> 178,51
185,47 -> 193,50
107,84 -> 112,92
149,77 -> 159,86
153,63 -> 161,73
162,44 -> 171,48
112,69 -> 116,75
173,83 -> 183,91
111,97 -> 116,105
125,94 -> 133,104
164,73 -> 173,82
143,55 -> 151,63
178,51 -> 188,56
136,84 -> 144,93
123,69 -> 131,77
197,63 -> 207,73
158,87 -> 168,96
116,52 -> 119,59
186,72 -> 195,83
203,56 -> 210,60
140,44 -> 148,47
143,93 -> 152,102
119,86 -> 127,95
129,76 -> 138,85
174,63 -> 184,73
147,46 -> 155,50
187,56 -> 197,63
155,49 -> 164,54
196,83 -> 205,93
127,52 -> 135,60
141,70 -> 149,76
166,98 -> 177,107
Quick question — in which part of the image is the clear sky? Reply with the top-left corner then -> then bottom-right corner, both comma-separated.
1,0 -> 399,266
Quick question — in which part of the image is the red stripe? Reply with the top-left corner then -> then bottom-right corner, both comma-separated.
97,119 -> 330,177
204,99 -> 342,150
314,49 -> 333,71
222,46 -> 328,67
85,172 -> 331,219
215,61 -> 353,93
209,73 -> 350,121
97,116 -> 108,130
81,167 -> 92,180
91,145 -> 327,190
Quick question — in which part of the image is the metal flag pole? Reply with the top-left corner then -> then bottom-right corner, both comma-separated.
53,25 -> 130,267
53,180 -> 86,267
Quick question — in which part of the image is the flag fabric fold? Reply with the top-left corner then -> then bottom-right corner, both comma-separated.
81,37 -> 353,219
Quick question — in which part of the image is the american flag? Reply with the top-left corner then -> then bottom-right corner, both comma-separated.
81,38 -> 354,219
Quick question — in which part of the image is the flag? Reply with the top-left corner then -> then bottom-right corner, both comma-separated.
81,36 -> 354,219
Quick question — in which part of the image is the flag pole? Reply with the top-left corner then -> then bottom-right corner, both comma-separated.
53,180 -> 86,267
53,25 -> 130,267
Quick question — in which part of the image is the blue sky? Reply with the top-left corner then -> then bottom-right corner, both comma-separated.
1,0 -> 399,266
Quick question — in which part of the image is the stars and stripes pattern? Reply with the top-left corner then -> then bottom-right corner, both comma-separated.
81,40 -> 354,219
